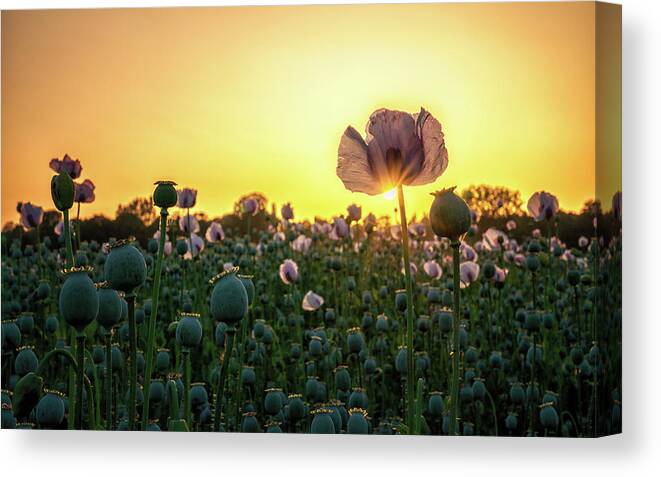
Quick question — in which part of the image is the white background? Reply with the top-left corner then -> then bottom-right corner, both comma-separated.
0,0 -> 658,475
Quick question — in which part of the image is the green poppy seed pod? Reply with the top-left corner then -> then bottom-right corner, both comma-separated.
209,268 -> 248,325
505,413 -> 518,431
482,261 -> 496,280
311,409 -> 336,434
334,366 -> 351,392
176,314 -> 202,348
347,408 -> 369,434
395,289 -> 408,312
36,390 -> 65,428
96,285 -> 123,329
567,269 -> 581,286
240,366 -> 256,386
264,388 -> 283,415
50,171 -> 75,211
526,254 -> 540,272
153,181 -> 178,209
395,346 -> 408,374
59,268 -> 99,333
510,383 -> 525,405
156,349 -> 171,374
14,348 -> 38,377
237,275 -> 255,306
104,241 -> 147,293
539,404 -> 559,430
429,187 -> 471,241
428,391 -> 445,417
12,372 -> 43,419
241,412 -> 260,432
288,394 -> 306,421
347,328 -> 365,354
2,320 -> 21,349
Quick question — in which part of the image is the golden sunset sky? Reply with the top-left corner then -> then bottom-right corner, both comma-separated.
1,2 -> 621,224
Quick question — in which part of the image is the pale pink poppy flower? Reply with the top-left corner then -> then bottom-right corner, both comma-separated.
205,222 -> 225,243
281,203 -> 294,221
494,266 -> 509,283
442,255 -> 453,267
460,242 -> 478,262
561,250 -> 574,262
459,262 -> 480,288
19,203 -> 43,229
483,228 -> 508,252
527,191 -> 559,222
514,254 -> 526,267
183,233 -> 204,260
423,260 -> 443,279
422,241 -> 436,259
49,153 -> 82,179
242,197 -> 258,216
337,108 -> 448,194
54,220 -> 68,236
279,259 -> 299,285
347,204 -> 362,222
408,222 -> 426,238
576,258 -> 589,271
292,235 -> 312,254
532,229 -> 541,239
268,224 -> 276,234
179,215 -> 200,234
177,188 -> 197,209
401,261 -> 418,276
506,220 -> 517,231
273,232 -> 286,242
223,262 -> 235,271
302,291 -> 324,311
329,217 -> 349,240
74,179 -> 96,204
474,241 -> 484,253
469,224 -> 479,236
163,241 -> 173,257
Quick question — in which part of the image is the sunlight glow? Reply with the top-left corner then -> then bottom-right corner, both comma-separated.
383,188 -> 396,201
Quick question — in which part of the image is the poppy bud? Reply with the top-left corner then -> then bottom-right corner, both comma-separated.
12,372 -> 43,419
104,240 -> 147,293
59,267 -> 99,333
429,187 -> 471,241
176,313 -> 202,348
153,181 -> 178,209
50,171 -> 75,211
209,267 -> 248,325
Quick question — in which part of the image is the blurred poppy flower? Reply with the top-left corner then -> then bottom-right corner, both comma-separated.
177,188 -> 197,209
483,228 -> 508,251
205,222 -> 225,243
347,204 -> 362,222
302,291 -> 324,311
401,261 -> 418,276
20,203 -> 43,229
242,197 -> 258,216
179,215 -> 200,234
279,259 -> 299,285
408,222 -> 426,238
183,233 -> 204,260
532,229 -> 541,238
423,260 -> 442,279
506,220 -> 517,231
329,217 -> 349,240
527,191 -> 559,222
49,154 -> 82,179
389,225 -> 401,241
281,203 -> 294,221
578,236 -> 589,248
74,179 -> 96,203
493,266 -> 508,283
459,261 -> 480,288
460,242 -> 477,262
292,235 -> 312,254
337,108 -> 448,194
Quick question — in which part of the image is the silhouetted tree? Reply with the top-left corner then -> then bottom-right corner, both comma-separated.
461,185 -> 523,218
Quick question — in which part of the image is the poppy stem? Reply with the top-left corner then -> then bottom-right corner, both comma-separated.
126,293 -> 137,431
62,209 -> 75,268
141,208 -> 169,430
396,185 -> 416,434
449,240 -> 462,436
213,329 -> 235,432
183,348 -> 191,427
75,333 -> 86,430
105,333 -> 113,429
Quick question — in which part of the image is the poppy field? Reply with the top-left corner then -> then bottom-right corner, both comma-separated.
0,106 -> 622,437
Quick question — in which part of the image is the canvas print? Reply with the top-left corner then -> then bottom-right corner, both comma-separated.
0,2 -> 621,436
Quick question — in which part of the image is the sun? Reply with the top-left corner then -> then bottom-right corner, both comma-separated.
383,188 -> 396,200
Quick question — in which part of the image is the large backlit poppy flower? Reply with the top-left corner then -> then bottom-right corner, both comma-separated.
459,261 -> 480,288
177,188 -> 197,209
20,202 -> 43,229
337,108 -> 448,194
205,222 -> 225,243
49,154 -> 82,179
74,179 -> 96,203
527,191 -> 559,222
279,259 -> 299,285
302,291 -> 324,311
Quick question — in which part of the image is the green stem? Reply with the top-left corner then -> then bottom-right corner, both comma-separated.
233,314 -> 249,426
183,348 -> 191,427
127,293 -> 137,431
36,348 -> 77,376
105,333 -> 113,429
75,333 -> 86,430
62,209 -> 74,268
449,241 -> 462,436
141,208 -> 168,430
213,329 -> 235,432
396,185 -> 416,434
